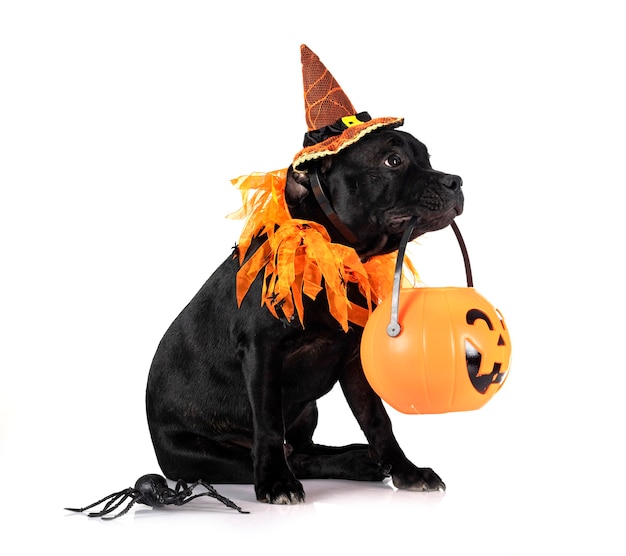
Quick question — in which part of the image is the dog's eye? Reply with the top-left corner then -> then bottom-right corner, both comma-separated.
384,154 -> 402,168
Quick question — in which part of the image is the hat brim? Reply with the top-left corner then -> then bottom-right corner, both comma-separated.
293,117 -> 404,170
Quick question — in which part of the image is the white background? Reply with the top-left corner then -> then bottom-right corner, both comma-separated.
2,1 -> 624,554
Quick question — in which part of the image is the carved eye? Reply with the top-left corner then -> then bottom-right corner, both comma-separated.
384,153 -> 402,168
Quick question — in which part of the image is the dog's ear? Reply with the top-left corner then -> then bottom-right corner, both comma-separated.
285,167 -> 310,208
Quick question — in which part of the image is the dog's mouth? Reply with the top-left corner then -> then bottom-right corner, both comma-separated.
355,185 -> 464,260
358,205 -> 460,260
386,203 -> 462,239
386,185 -> 464,232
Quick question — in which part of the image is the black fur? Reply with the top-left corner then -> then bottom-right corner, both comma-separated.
146,129 -> 463,504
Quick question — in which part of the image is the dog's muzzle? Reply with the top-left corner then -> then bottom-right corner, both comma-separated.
418,173 -> 463,214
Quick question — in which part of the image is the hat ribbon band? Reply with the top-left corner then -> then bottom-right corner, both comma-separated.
303,112 -> 371,147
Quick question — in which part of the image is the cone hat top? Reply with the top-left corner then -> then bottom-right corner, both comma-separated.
293,45 -> 404,170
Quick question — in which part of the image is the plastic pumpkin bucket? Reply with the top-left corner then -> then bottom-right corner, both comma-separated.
361,220 -> 512,414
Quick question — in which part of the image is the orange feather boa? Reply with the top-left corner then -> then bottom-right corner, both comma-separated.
228,169 -> 418,332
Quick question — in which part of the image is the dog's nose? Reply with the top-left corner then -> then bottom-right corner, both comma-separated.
439,174 -> 463,190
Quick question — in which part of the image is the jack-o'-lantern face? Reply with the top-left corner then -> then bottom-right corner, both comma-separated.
464,308 -> 510,394
361,287 -> 512,414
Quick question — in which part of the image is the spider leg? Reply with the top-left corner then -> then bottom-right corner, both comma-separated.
101,495 -> 142,520
174,479 -> 189,493
65,489 -> 131,515
81,492 -> 130,517
166,479 -> 204,506
87,491 -> 134,518
173,479 -> 194,499
181,481 -> 249,514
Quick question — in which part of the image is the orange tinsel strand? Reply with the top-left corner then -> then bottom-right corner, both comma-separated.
228,169 -> 418,332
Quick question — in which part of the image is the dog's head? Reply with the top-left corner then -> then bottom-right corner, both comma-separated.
286,128 -> 464,260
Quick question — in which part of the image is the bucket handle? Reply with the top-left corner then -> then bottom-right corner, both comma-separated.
386,218 -> 473,337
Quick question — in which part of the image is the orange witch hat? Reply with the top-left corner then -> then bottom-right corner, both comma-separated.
292,45 -> 404,170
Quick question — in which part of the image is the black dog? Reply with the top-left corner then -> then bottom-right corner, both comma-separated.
146,128 -> 463,504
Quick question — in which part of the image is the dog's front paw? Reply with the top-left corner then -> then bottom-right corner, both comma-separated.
391,459 -> 446,492
256,475 -> 306,504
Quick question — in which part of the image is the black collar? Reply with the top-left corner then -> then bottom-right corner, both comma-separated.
309,169 -> 358,245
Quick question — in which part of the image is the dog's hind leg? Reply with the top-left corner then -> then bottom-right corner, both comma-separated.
294,442 -> 371,455
151,429 -> 255,484
287,448 -> 387,481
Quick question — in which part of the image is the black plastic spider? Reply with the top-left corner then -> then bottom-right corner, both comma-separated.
65,473 -> 249,519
